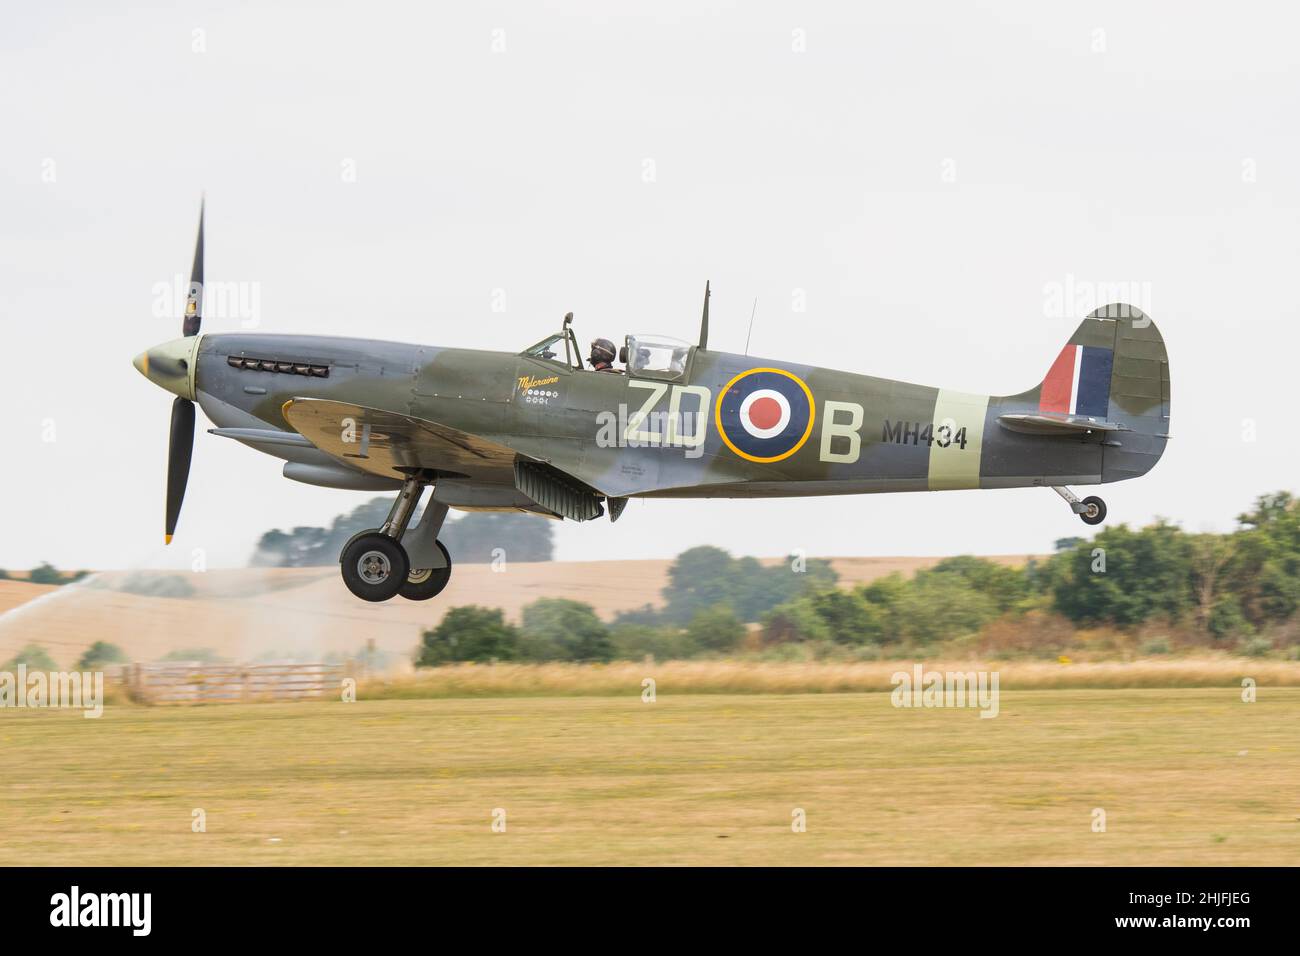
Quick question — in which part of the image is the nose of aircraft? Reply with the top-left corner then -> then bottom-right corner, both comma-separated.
132,336 -> 199,401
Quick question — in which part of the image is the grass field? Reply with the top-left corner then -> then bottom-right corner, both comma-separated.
4,688 -> 1298,865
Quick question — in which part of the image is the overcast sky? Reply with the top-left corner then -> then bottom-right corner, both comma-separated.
1,1 -> 1296,570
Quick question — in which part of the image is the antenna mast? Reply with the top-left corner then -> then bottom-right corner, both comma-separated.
698,281 -> 710,349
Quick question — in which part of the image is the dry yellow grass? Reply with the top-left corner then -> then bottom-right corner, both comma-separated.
3,688 -> 1297,865
352,658 -> 1300,699
0,580 -> 58,616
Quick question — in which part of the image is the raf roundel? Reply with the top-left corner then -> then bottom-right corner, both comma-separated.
715,368 -> 816,463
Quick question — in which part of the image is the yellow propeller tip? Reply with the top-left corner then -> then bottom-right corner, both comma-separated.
164,534 -> 173,545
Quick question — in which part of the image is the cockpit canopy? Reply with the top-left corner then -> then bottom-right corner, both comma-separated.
522,332 -> 574,365
623,334 -> 691,379
521,327 -> 694,379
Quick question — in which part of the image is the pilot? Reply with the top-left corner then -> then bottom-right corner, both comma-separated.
589,337 -> 619,372
669,346 -> 688,376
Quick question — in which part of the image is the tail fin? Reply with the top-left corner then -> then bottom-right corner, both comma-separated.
1099,305 -> 1169,480
1004,305 -> 1169,482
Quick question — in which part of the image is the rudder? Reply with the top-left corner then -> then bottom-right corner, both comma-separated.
1100,304 -> 1169,481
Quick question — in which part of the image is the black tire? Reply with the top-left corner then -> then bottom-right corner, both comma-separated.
339,528 -> 381,561
399,541 -> 453,601
340,532 -> 410,603
1080,496 -> 1107,525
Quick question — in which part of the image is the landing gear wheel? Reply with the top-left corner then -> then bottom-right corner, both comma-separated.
340,533 -> 410,603
400,541 -> 452,601
1079,496 -> 1107,525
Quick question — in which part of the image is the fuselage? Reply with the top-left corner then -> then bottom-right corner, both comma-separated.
133,322 -> 1168,501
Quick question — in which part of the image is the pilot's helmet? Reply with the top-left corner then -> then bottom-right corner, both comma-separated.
590,338 -> 616,365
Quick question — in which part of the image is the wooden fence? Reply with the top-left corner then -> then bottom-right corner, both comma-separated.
124,662 -> 349,704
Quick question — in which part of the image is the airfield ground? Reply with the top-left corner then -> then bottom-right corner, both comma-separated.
5,688 -> 1297,865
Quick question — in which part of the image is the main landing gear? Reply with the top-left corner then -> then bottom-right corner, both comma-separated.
339,476 -> 454,603
1052,486 -> 1107,526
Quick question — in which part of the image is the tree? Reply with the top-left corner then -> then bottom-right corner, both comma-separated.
859,572 -> 910,607
770,571 -> 988,647
764,554 -> 839,611
612,603 -> 662,627
416,606 -> 519,666
518,598 -> 613,662
1208,596 -> 1253,641
1188,534 -> 1235,630
252,499 -> 554,567
857,572 -> 910,636
1051,522 -> 1194,627
442,512 -> 552,564
924,556 -> 1029,612
805,589 -> 886,644
761,599 -> 831,644
1221,492 -> 1300,627
659,546 -> 838,624
685,605 -> 745,653
4,644 -> 57,670
609,622 -> 695,660
891,574 -> 998,645
77,642 -> 128,670
28,562 -> 66,585
663,546 -> 738,622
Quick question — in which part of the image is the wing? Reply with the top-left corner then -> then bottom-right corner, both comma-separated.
281,397 -> 739,511
281,398 -> 522,483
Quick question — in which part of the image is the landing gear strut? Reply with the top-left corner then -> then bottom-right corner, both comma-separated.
339,477 -> 454,602
1052,486 -> 1107,526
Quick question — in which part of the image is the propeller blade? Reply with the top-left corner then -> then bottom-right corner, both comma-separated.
165,397 -> 196,544
183,198 -> 204,336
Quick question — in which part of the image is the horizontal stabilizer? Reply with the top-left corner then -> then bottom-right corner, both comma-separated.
997,413 -> 1128,436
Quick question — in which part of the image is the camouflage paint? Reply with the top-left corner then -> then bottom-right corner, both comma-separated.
182,305 -> 1168,512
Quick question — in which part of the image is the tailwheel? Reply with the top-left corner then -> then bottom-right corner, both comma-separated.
399,541 -> 452,601
340,532 -> 410,603
1079,496 -> 1107,525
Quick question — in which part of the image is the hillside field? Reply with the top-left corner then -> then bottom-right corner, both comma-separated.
0,556 -> 1035,667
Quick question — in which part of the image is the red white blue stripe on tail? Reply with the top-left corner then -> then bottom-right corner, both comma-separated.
1039,344 -> 1113,418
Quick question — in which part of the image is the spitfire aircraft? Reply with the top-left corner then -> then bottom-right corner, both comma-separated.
134,205 -> 1170,602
